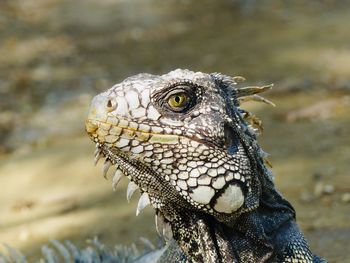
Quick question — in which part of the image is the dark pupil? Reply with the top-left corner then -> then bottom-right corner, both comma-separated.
175,96 -> 181,103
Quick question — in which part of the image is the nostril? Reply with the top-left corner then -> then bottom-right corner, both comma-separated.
107,99 -> 112,108
106,98 -> 116,112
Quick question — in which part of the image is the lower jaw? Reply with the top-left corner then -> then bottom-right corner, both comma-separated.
93,142 -> 240,262
94,142 -> 191,233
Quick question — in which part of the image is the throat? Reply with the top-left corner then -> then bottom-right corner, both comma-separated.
169,211 -> 236,263
170,201 -> 294,263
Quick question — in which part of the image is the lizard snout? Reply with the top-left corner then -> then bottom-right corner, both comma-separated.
85,94 -> 116,134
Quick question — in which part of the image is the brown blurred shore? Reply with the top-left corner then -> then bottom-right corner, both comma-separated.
0,0 -> 349,261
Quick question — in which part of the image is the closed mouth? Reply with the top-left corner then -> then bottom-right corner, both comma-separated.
86,118 -> 219,149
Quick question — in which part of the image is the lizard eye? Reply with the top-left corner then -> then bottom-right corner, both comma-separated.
168,93 -> 189,109
163,87 -> 196,113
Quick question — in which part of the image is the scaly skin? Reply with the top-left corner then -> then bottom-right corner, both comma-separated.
85,69 -> 327,262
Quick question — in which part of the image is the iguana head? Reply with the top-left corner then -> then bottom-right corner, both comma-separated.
85,69 -> 273,261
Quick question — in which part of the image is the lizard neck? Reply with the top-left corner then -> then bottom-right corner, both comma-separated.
221,182 -> 296,262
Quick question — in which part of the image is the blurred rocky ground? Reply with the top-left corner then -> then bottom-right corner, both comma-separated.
1,0 -> 350,154
0,0 -> 349,261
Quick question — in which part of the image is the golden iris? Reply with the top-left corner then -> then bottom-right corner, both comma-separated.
168,93 -> 188,108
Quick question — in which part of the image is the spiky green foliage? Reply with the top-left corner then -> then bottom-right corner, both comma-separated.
0,238 -> 164,263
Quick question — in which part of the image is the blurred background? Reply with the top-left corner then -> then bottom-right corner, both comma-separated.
0,0 -> 349,261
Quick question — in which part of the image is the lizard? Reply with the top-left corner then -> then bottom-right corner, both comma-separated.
85,69 -> 327,263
